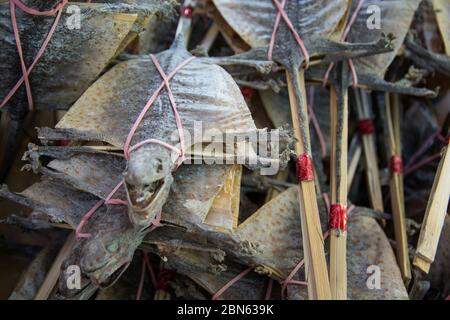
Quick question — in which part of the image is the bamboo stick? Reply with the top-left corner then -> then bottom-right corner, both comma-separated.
199,23 -> 219,53
34,232 -> 76,300
286,69 -> 331,300
413,136 -> 450,273
329,84 -> 348,300
355,89 -> 384,212
385,93 -> 411,284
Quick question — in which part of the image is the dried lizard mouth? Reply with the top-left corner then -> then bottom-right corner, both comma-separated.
124,173 -> 173,227
126,178 -> 164,209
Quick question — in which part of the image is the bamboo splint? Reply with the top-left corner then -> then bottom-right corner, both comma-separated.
34,232 -> 76,300
286,69 -> 332,300
385,93 -> 411,284
355,89 -> 384,212
413,133 -> 450,273
329,82 -> 348,300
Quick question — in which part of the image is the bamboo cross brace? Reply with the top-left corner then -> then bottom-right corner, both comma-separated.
199,23 -> 220,53
328,68 -> 349,300
355,89 -> 384,212
385,93 -> 411,284
413,136 -> 450,274
286,68 -> 332,300
34,232 -> 76,300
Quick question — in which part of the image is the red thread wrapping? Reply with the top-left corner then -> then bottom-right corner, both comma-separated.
180,5 -> 193,18
240,87 -> 253,100
358,119 -> 375,135
390,155 -> 403,174
297,153 -> 314,181
329,204 -> 347,231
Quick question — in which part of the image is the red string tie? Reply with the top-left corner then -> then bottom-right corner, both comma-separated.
390,155 -> 403,174
0,0 -> 68,111
329,204 -> 347,231
180,5 -> 193,18
358,118 -> 375,135
297,153 -> 314,182
240,87 -> 253,100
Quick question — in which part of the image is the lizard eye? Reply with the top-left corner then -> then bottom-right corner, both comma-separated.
106,242 -> 119,253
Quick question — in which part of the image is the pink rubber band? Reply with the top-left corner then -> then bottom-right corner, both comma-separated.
123,55 -> 195,161
0,0 -> 67,111
210,201 -> 354,300
404,152 -> 441,176
264,278 -> 273,300
212,267 -> 253,300
268,0 -> 310,66
136,255 -> 146,300
322,0 -> 364,87
143,251 -> 158,287
404,129 -> 442,172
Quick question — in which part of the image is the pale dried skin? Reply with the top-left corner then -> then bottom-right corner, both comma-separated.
56,46 -> 255,149
0,179 -> 100,227
161,164 -> 232,229
1,155 -> 408,299
234,187 -> 408,299
0,179 -> 142,291
153,238 -> 267,299
212,0 -> 348,48
433,0 -> 450,55
204,165 -> 241,230
148,184 -> 408,299
213,0 -> 436,98
305,64 -> 437,98
0,1 -> 172,114
50,43 -> 258,227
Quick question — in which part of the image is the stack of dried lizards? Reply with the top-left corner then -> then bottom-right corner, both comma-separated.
0,0 -> 448,300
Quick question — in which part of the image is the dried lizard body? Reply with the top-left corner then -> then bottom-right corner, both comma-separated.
234,188 -> 408,299
143,186 -> 409,300
0,145 -> 248,297
0,1 -> 175,113
40,40 -> 262,228
317,0 -> 436,97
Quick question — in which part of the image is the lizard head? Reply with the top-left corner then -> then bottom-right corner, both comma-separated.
78,209 -> 145,287
58,209 -> 146,298
123,145 -> 174,227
